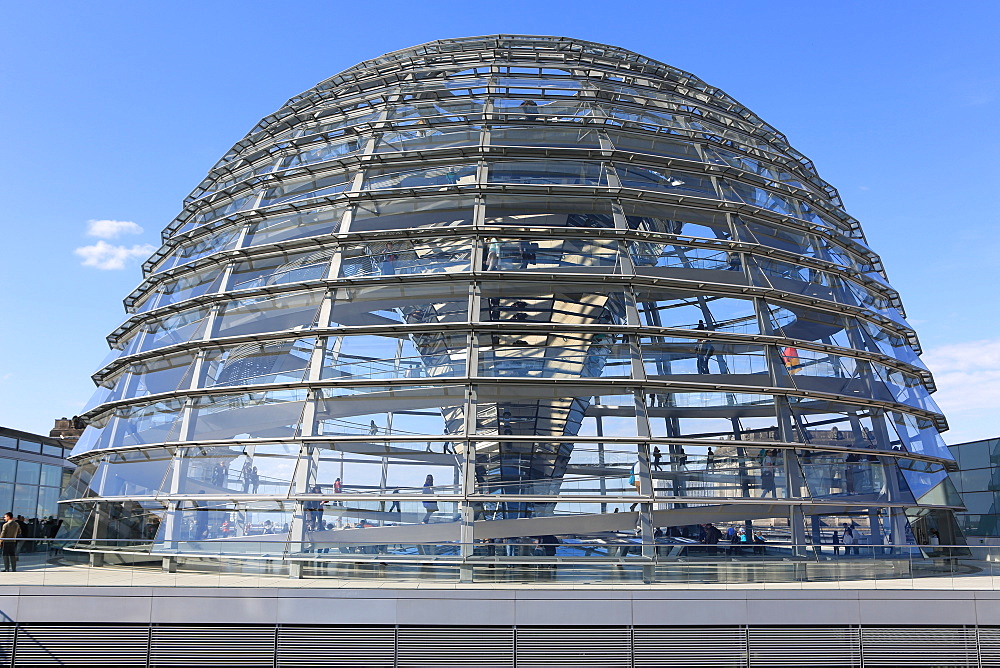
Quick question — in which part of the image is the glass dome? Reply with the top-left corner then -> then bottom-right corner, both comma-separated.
62,35 -> 963,576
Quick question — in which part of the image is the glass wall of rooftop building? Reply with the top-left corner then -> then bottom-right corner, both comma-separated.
66,35 -> 963,574
0,426 -> 75,552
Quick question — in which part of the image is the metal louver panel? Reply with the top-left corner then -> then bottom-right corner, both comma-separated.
150,626 -> 274,667
748,627 -> 860,667
397,627 -> 513,668
979,628 -> 1000,667
13,624 -> 148,666
861,627 -> 978,667
634,627 -> 747,667
0,625 -> 14,667
277,626 -> 395,667
516,627 -> 632,668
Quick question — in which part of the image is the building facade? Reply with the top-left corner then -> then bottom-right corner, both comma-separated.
949,436 -> 1000,542
64,35 -> 962,573
0,425 -> 75,543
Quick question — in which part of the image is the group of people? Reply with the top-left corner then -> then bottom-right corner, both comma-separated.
0,513 -> 61,570
699,523 -> 767,554
238,460 -> 261,493
305,478 -> 345,531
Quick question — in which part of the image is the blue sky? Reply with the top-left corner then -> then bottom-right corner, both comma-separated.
1,1 -> 997,443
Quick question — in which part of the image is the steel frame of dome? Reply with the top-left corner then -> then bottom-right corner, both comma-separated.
63,34 -> 963,579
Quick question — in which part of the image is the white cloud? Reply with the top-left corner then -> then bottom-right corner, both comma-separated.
922,338 -> 1000,441
74,240 -> 155,270
86,219 -> 143,239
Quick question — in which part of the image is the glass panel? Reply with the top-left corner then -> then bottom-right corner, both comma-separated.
476,385 -> 641,438
482,237 -> 620,271
136,306 -> 212,353
189,192 -> 258,229
375,127 -> 480,152
363,163 -> 477,190
492,98 -> 594,121
278,135 -> 364,169
188,390 -> 308,441
155,226 -> 242,273
94,447 -> 173,496
0,457 -> 15,482
329,282 -> 469,328
244,205 -> 346,246
321,333 -> 467,381
261,170 -> 350,206
17,438 -> 41,454
215,289 -> 325,338
60,460 -> 99,500
311,445 -> 460,510
388,99 -> 485,123
483,195 -> 614,229
799,451 -> 913,504
622,201 -> 732,239
735,217 -> 817,257
488,160 -> 609,186
640,336 -> 769,378
635,287 -> 760,335
141,267 -> 226,313
703,146 -> 799,186
616,165 -> 716,197
0,435 -> 16,450
0,482 -> 12,512
15,460 -> 41,485
201,338 -> 314,387
291,109 -> 381,138
719,180 -> 802,218
39,464 -> 62,487
490,126 -> 602,148
165,502 -> 291,543
889,411 -> 951,459
121,351 -> 198,400
751,257 -> 837,302
604,131 -> 701,160
339,237 -> 472,278
629,240 -> 736,271
478,331 -> 632,379
766,301 -> 855,349
229,249 -> 334,291
12,484 -> 38,518
350,196 -> 475,233
42,443 -> 63,457
480,281 -> 628,326
203,158 -> 277,196
870,363 -> 939,413
103,399 -> 187,449
900,459 -> 964,506
174,444 -> 297,496
314,385 -> 466,437
852,317 -> 923,368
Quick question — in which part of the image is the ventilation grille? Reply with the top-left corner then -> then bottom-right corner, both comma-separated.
861,627 -> 978,667
150,626 -> 275,667
634,627 -> 747,667
1,623 -> 996,667
0,625 -> 14,667
13,625 -> 148,666
516,627 -> 632,668
397,627 -> 513,668
978,628 -> 1000,667
749,627 -> 861,667
277,626 -> 394,667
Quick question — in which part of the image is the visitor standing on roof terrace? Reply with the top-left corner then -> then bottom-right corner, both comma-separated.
1,512 -> 20,572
